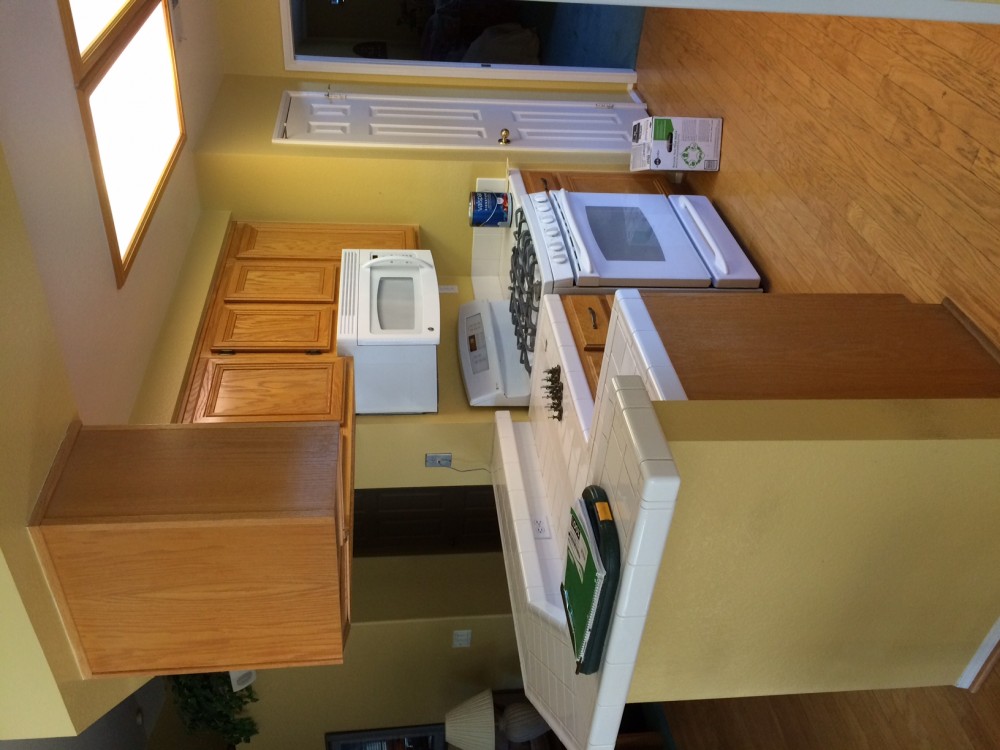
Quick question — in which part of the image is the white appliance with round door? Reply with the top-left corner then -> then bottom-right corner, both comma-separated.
337,249 -> 440,413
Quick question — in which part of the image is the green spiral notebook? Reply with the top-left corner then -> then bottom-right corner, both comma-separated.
560,485 -> 621,675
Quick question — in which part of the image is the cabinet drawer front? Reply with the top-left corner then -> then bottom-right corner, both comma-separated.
565,295 -> 612,351
211,304 -> 334,352
196,358 -> 346,421
225,261 -> 338,303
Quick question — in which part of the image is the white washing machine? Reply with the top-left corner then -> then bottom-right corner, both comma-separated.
337,249 -> 440,414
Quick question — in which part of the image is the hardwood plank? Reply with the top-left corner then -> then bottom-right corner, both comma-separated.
636,9 -> 1000,349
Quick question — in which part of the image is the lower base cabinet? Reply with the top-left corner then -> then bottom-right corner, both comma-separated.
30,421 -> 351,677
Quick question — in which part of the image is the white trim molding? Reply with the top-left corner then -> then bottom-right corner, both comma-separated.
956,615 -> 1000,689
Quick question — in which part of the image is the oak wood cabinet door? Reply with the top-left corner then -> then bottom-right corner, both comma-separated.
223,260 -> 339,303
192,356 -> 348,422
210,304 -> 335,352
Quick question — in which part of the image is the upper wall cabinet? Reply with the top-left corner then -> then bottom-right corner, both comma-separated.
178,221 -> 419,422
31,422 -> 348,677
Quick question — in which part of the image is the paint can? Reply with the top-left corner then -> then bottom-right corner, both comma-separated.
469,192 -> 512,227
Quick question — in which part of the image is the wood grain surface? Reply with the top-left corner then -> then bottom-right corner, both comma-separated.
636,10 -> 1000,351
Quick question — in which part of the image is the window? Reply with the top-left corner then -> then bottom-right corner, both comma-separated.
58,0 -> 185,287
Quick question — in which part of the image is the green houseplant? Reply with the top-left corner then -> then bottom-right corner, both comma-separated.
169,673 -> 259,747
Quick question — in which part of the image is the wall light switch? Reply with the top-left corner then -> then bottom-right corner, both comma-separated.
452,629 -> 472,648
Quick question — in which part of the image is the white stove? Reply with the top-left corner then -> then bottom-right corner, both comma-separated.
460,168 -> 760,408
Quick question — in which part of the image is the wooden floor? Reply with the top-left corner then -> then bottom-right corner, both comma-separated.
659,665 -> 1000,749
635,10 -> 1000,349
635,10 -> 1000,747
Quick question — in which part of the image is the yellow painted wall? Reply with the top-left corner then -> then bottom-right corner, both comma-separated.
0,146 -> 146,738
628,399 -> 1000,701
352,553 -> 511,621
131,211 -> 232,424
247,615 -> 520,750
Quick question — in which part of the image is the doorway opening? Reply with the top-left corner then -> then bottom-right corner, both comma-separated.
288,0 -> 644,71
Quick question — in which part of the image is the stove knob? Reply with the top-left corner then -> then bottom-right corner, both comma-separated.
552,253 -> 568,264
540,213 -> 556,225
533,196 -> 551,210
545,227 -> 560,238
549,239 -> 565,252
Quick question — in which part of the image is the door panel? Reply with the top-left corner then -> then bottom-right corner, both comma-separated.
276,91 -> 647,152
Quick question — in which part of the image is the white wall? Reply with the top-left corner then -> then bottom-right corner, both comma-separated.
0,0 -> 223,424
0,681 -> 164,750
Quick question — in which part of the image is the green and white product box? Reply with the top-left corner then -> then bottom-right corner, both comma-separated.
630,116 -> 722,172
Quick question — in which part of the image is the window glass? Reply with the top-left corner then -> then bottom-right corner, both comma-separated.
88,6 -> 182,257
66,0 -> 130,54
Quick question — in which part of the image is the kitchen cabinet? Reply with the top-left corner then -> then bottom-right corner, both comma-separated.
519,169 -> 674,195
30,422 -> 350,677
178,220 -> 418,422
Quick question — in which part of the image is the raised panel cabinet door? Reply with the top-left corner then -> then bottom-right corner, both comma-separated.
223,260 -> 339,304
211,304 -> 334,352
233,222 -> 419,260
37,518 -> 344,675
193,356 -> 347,422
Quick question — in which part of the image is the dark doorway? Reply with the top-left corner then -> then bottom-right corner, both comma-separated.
291,0 -> 644,69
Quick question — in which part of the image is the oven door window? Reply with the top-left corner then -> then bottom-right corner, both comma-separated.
559,192 -> 713,287
585,206 -> 666,262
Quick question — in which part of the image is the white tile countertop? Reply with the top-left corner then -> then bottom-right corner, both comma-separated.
490,293 -> 684,750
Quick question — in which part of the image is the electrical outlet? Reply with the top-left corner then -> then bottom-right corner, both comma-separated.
425,453 -> 452,468
452,629 -> 472,648
532,516 -> 551,539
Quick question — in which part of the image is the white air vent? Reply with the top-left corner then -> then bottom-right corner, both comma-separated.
338,249 -> 360,340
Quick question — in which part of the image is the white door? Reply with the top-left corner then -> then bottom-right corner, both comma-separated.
273,90 -> 647,153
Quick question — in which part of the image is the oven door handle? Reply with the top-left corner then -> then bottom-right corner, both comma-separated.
551,190 -> 593,276
677,196 -> 730,275
362,256 -> 434,270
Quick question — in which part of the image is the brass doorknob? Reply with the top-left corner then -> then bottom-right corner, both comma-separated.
498,128 -> 510,145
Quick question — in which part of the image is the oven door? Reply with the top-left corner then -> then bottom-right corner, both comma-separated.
554,191 -> 712,288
